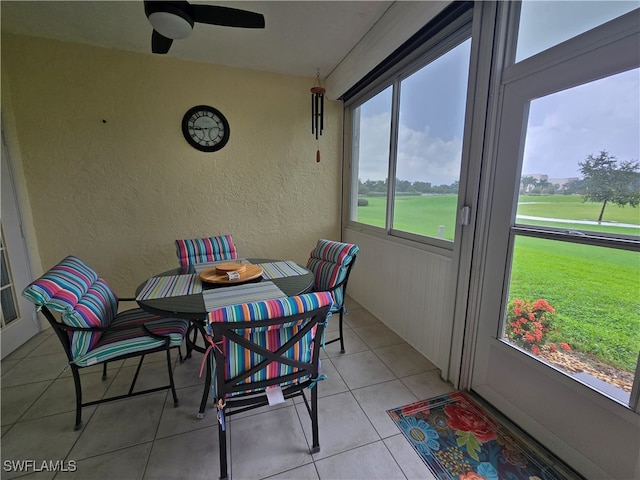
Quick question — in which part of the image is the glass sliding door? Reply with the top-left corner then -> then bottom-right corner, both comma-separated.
470,4 -> 640,479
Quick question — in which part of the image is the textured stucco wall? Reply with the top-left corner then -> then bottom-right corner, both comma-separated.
2,33 -> 342,293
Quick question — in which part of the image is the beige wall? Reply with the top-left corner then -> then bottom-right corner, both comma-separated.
2,33 -> 342,293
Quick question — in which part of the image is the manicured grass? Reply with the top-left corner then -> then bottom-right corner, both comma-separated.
509,237 -> 639,371
356,193 -> 640,371
355,196 -> 387,228
518,194 -> 640,225
356,195 -> 458,239
392,196 -> 457,239
357,194 -> 640,235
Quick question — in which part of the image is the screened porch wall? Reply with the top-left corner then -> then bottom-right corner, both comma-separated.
344,228 -> 455,374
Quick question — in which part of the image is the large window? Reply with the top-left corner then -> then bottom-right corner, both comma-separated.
349,29 -> 472,245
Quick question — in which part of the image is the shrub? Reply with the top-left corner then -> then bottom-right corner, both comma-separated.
504,299 -> 570,356
357,198 -> 369,206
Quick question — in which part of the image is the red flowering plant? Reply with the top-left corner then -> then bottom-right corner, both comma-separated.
504,299 -> 570,356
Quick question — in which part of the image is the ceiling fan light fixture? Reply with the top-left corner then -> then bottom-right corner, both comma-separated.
143,0 -> 265,54
148,8 -> 194,39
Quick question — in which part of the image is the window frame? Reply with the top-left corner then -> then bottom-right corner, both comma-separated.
493,7 -> 640,411
345,12 -> 474,253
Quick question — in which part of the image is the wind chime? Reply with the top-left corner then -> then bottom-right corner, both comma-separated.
310,70 -> 325,162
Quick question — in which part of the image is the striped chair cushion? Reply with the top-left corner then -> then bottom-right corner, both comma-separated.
72,309 -> 188,367
207,292 -> 333,398
22,256 -> 117,358
22,256 -> 100,312
306,240 -> 359,310
175,235 -> 238,267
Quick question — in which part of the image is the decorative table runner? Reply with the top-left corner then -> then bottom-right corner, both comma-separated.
136,274 -> 202,300
257,261 -> 308,279
203,281 -> 286,311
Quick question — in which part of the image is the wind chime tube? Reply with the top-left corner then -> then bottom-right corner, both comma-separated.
314,93 -> 320,140
311,79 -> 326,162
310,86 -> 326,141
319,92 -> 324,134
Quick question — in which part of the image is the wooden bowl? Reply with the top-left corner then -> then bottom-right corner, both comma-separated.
215,262 -> 247,274
199,264 -> 263,284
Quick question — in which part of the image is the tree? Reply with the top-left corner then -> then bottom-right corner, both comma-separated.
531,178 -> 558,195
562,178 -> 585,195
579,150 -> 640,223
520,176 -> 538,194
412,181 -> 432,193
395,178 -> 412,193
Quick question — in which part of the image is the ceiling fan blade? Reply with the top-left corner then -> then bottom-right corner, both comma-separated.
191,5 -> 265,29
152,30 -> 173,54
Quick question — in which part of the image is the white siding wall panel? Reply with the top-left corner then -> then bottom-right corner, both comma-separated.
344,228 -> 455,370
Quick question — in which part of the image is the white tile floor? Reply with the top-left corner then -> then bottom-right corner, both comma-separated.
1,297 -> 454,479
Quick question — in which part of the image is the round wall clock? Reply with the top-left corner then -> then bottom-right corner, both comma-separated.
181,105 -> 230,152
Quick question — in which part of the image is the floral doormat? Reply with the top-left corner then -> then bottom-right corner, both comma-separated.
388,391 -> 569,480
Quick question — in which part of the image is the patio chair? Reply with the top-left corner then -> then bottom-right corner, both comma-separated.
204,291 -> 333,480
175,234 -> 239,356
22,255 -> 188,430
306,239 -> 359,353
175,234 -> 238,267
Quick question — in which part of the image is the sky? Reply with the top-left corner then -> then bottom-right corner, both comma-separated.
355,1 -> 640,185
523,68 -> 640,179
520,1 -> 640,178
357,40 -> 471,186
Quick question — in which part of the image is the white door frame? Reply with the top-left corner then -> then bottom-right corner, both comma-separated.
466,6 -> 640,479
1,128 -> 40,358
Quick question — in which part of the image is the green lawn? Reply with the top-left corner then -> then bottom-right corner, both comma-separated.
357,193 -> 640,371
517,194 -> 640,236
509,237 -> 639,371
356,195 -> 458,239
355,196 -> 387,228
517,194 -> 640,225
356,193 -> 640,237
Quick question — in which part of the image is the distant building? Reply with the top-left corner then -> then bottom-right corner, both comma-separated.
521,174 -> 580,193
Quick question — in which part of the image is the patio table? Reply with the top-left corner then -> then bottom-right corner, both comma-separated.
135,257 -> 315,417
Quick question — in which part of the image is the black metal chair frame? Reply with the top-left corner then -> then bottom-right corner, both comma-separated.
207,303 -> 331,480
40,304 -> 183,430
318,255 -> 357,354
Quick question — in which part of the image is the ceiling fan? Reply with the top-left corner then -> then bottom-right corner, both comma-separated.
144,1 -> 265,54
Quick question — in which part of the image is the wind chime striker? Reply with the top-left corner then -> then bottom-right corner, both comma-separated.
311,71 -> 325,162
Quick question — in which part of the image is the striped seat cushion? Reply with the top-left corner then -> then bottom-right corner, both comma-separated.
207,292 -> 333,398
175,235 -> 238,267
72,309 -> 189,367
22,256 -> 117,358
306,240 -> 359,309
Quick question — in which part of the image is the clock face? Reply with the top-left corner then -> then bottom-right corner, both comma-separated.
181,105 -> 230,152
